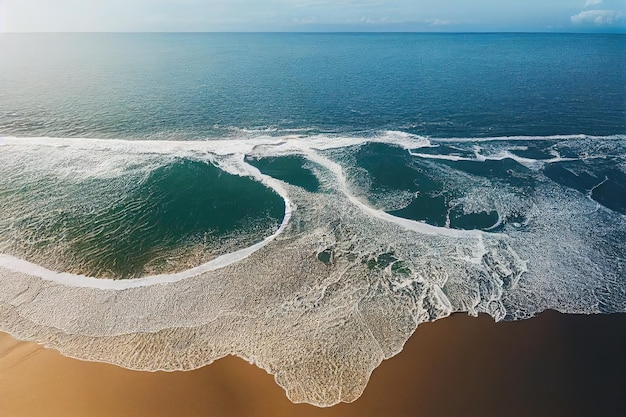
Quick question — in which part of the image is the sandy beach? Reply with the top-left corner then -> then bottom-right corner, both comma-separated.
1,310 -> 624,417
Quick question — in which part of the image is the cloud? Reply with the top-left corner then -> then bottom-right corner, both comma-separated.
429,18 -> 452,26
584,0 -> 603,7
292,16 -> 318,24
571,9 -> 623,25
358,16 -> 394,24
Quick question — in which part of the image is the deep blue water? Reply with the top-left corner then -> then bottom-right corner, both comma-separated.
0,33 -> 624,139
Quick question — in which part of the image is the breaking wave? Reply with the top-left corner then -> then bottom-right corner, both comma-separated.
0,131 -> 624,406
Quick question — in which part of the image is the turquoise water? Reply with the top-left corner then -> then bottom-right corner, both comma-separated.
246,155 -> 320,192
0,33 -> 624,315
0,154 -> 283,278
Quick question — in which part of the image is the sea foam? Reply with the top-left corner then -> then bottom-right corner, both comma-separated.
0,132 -> 624,406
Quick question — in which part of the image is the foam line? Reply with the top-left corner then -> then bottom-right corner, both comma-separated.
0,132 -> 512,290
300,147 -> 485,240
409,149 -> 578,170
0,154 -> 293,290
0,132 -> 617,290
429,134 -> 625,143
1,132 -> 624,407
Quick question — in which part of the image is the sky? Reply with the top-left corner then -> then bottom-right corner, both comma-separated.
0,0 -> 624,32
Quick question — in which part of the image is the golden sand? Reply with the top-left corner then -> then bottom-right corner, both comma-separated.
1,311 -> 624,417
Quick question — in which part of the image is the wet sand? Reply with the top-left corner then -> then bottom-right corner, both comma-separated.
1,311 -> 625,417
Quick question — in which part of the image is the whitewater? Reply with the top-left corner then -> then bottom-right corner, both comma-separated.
1,131 -> 624,406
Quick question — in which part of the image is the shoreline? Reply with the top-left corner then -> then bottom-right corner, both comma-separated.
2,310 -> 625,417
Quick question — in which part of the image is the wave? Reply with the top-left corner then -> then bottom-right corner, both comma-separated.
0,131 -> 625,406
0,144 -> 288,280
428,133 -> 626,142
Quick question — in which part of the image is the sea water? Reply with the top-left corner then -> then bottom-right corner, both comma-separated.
0,33 -> 624,406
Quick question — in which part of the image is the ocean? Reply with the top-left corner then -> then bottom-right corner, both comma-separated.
0,33 -> 624,406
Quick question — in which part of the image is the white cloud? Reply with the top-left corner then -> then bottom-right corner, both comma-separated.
429,18 -> 452,26
571,9 -> 623,25
358,16 -> 393,24
292,16 -> 318,24
584,0 -> 603,8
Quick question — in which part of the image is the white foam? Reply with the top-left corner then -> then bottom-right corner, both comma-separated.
409,151 -> 472,162
0,137 -> 294,289
410,148 -> 579,170
429,134 -> 626,143
0,133 -> 475,290
1,132 -> 624,407
588,176 -> 609,198
483,212 -> 504,231
300,146 -> 484,239
0,214 -> 287,289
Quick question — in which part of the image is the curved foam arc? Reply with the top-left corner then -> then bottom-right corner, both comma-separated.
409,149 -> 579,170
0,133 -> 624,407
0,154 -> 294,289
0,133 -> 497,289
0,134 -> 619,293
0,135 -> 380,289
300,147 -> 486,240
483,211 -> 504,231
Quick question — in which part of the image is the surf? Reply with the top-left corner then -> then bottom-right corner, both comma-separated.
0,131 -> 624,407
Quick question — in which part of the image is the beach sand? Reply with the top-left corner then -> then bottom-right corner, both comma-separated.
1,311 -> 625,417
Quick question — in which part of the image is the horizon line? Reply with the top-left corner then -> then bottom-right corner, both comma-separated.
2,30 -> 625,35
